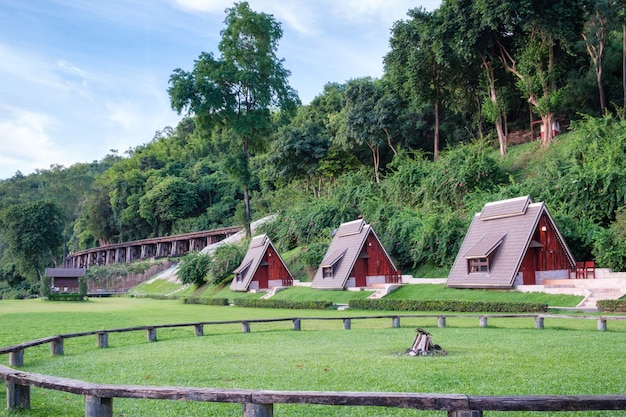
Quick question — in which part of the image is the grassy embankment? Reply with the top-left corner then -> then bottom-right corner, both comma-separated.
1,297 -> 624,417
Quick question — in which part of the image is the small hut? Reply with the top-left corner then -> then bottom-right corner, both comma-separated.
45,268 -> 86,293
230,234 -> 293,292
311,219 -> 400,289
447,196 -> 576,288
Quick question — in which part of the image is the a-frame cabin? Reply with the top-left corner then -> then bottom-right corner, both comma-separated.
311,219 -> 401,289
447,196 -> 576,288
230,234 -> 293,292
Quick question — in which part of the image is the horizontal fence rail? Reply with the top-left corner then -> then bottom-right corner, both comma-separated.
1,314 -> 626,416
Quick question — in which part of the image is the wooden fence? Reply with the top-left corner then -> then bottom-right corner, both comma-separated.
1,314 -> 626,417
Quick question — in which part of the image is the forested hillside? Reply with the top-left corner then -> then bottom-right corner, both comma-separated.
1,0 -> 626,298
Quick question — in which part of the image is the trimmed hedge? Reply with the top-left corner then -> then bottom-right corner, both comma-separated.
597,299 -> 626,313
48,293 -> 85,302
233,299 -> 334,310
349,299 -> 548,313
182,297 -> 229,306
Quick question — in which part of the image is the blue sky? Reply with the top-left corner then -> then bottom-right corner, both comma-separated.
0,0 -> 440,180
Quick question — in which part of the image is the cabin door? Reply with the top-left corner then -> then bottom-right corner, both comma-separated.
520,250 -> 536,285
257,265 -> 269,289
354,258 -> 367,287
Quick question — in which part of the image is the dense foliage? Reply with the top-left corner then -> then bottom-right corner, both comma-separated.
349,299 -> 549,313
2,0 -> 626,296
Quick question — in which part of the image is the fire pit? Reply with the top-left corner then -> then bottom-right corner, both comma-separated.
406,328 -> 447,356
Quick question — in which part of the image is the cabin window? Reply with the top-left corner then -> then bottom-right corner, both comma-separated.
235,273 -> 243,282
468,257 -> 489,273
322,266 -> 333,278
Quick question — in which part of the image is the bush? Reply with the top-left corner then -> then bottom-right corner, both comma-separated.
182,297 -> 229,306
597,299 -> 626,313
177,252 -> 213,286
233,298 -> 334,309
208,243 -> 246,285
593,207 -> 626,271
48,293 -> 86,302
348,299 -> 548,313
298,242 -> 329,269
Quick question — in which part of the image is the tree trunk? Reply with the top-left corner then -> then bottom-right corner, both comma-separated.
623,25 -> 626,119
243,185 -> 251,238
433,100 -> 440,161
481,55 -> 506,157
540,113 -> 554,148
597,62 -> 606,115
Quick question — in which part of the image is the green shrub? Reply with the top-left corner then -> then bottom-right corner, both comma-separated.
233,298 -> 334,309
208,243 -> 245,285
597,299 -> 626,313
182,297 -> 229,306
349,299 -> 548,313
298,242 -> 329,269
48,293 -> 86,302
177,251 -> 213,286
593,207 -> 626,270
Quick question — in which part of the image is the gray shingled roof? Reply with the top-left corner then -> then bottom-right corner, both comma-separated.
44,268 -> 86,278
447,196 -> 575,288
311,219 -> 395,289
229,234 -> 292,292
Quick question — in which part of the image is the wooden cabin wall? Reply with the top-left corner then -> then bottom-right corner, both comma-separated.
535,213 -> 573,271
365,234 -> 396,276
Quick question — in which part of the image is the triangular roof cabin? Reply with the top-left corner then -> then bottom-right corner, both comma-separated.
311,219 -> 400,289
230,234 -> 293,292
447,196 -> 576,289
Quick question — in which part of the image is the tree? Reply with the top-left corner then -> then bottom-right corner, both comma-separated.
442,0 -> 511,156
168,1 -> 299,237
0,201 -> 64,293
385,8 -> 455,161
335,77 -> 399,183
139,176 -> 200,236
582,0 -> 615,115
478,0 -> 593,147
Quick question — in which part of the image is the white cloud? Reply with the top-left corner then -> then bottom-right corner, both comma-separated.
0,106 -> 71,175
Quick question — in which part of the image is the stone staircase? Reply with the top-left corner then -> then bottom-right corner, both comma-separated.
533,273 -> 626,310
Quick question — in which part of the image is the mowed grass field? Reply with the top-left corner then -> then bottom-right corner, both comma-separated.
0,297 -> 625,417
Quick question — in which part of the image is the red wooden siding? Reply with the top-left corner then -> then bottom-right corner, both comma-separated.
348,233 -> 397,286
252,245 -> 291,288
534,213 -> 573,271
365,234 -> 396,276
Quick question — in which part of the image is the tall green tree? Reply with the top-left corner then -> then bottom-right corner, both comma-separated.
0,201 -> 64,292
335,77 -> 399,183
582,0 -> 616,115
385,8 -> 456,161
168,1 -> 299,236
478,0 -> 592,147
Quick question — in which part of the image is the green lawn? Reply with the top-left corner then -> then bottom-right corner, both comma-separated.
0,298 -> 624,417
385,284 -> 584,307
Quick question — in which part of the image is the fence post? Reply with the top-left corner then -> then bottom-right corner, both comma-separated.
438,316 -> 446,328
343,318 -> 351,330
98,332 -> 109,348
448,410 -> 483,417
85,395 -> 113,417
597,318 -> 607,332
479,316 -> 488,328
6,382 -> 30,409
242,321 -> 250,333
392,316 -> 400,328
51,337 -> 64,356
243,403 -> 273,417
194,324 -> 204,337
535,316 -> 544,329
9,349 -> 24,367
293,318 -> 301,331
147,328 -> 157,342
